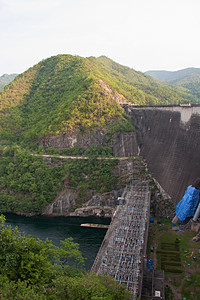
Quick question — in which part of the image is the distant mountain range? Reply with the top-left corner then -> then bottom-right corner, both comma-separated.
145,68 -> 200,101
0,73 -> 18,91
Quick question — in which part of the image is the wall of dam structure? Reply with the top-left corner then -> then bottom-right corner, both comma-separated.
123,104 -> 200,205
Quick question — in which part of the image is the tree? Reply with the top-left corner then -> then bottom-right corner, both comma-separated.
0,215 -> 84,285
0,215 -> 131,299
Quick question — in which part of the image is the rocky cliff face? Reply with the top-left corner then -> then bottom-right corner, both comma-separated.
42,189 -> 77,215
42,188 -> 119,218
42,157 -> 150,217
72,193 -> 119,218
40,130 -> 139,157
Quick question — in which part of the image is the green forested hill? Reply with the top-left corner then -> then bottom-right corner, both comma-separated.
0,55 -> 193,216
0,55 -> 130,147
146,67 -> 200,102
0,73 -> 18,91
90,56 -> 193,104
0,55 -> 194,148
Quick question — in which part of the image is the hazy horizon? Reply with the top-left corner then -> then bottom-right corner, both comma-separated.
1,0 -> 200,75
1,54 -> 200,78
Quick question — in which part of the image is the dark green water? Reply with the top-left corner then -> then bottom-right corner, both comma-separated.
4,214 -> 110,270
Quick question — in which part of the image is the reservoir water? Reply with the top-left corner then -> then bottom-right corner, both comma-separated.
4,213 -> 110,270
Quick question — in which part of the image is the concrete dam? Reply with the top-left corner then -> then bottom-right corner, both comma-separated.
91,104 -> 200,299
123,104 -> 200,205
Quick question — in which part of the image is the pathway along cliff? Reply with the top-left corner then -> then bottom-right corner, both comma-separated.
31,154 -> 132,160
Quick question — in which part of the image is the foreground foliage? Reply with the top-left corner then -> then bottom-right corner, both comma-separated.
0,215 -> 131,299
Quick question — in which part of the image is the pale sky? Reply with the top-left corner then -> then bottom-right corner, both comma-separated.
1,0 -> 200,75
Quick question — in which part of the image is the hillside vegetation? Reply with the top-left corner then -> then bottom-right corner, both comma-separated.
0,146 -> 119,214
0,54 -> 196,216
146,68 -> 200,102
0,55 -> 133,148
90,56 -> 193,104
0,54 -> 194,149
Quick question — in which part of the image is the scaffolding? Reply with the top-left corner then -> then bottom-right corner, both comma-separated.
92,181 -> 150,298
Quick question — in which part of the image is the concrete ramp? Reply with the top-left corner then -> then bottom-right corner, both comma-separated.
91,181 -> 150,298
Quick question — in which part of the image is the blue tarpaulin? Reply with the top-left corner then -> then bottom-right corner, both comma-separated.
175,185 -> 199,221
147,258 -> 154,269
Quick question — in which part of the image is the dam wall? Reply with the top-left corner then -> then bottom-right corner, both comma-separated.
124,105 -> 200,205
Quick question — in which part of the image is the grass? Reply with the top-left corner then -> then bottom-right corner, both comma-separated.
165,285 -> 175,300
182,271 -> 200,299
148,218 -> 200,299
157,234 -> 183,274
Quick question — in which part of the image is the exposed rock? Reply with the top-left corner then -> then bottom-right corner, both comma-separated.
42,190 -> 119,218
83,194 -> 117,208
39,130 -> 139,157
190,220 -> 200,233
42,189 -> 76,215
41,157 -> 160,218
192,230 -> 200,242
74,206 -> 113,218
150,177 -> 174,218
40,130 -> 107,150
98,79 -> 132,105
